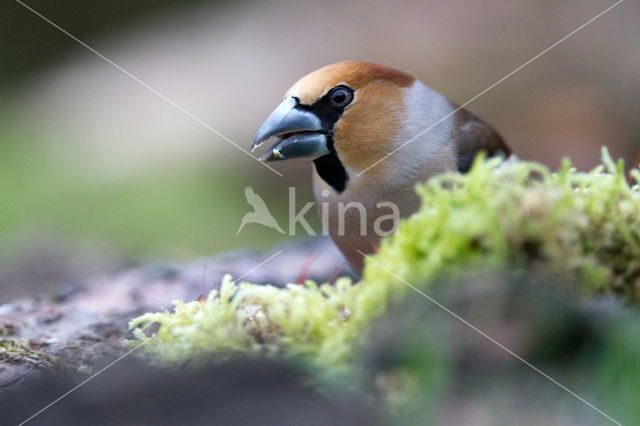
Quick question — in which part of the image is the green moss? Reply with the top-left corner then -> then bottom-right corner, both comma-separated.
369,149 -> 640,301
130,276 -> 360,374
128,149 -> 640,373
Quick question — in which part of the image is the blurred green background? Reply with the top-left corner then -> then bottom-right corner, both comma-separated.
0,0 -> 638,286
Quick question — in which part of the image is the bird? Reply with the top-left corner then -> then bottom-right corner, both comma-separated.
236,186 -> 285,235
251,61 -> 510,275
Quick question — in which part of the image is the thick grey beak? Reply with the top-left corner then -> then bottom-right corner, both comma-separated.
251,97 -> 330,162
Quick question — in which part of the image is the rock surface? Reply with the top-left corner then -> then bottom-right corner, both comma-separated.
0,237 -> 352,392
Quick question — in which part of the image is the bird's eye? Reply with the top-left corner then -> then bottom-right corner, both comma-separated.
329,86 -> 353,108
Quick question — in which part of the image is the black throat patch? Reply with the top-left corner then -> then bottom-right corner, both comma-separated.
313,137 -> 348,193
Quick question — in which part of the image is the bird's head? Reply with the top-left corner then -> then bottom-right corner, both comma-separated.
252,61 -> 418,193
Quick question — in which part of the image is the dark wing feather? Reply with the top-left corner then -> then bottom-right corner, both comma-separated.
452,106 -> 511,173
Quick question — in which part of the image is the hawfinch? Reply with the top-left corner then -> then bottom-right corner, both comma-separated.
252,61 -> 511,275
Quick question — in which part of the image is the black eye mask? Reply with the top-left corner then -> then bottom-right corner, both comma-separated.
304,86 -> 353,193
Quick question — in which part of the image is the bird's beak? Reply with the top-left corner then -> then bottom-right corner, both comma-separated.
251,97 -> 331,162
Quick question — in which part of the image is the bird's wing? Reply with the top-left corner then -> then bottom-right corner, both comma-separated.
244,186 -> 269,212
452,106 -> 511,173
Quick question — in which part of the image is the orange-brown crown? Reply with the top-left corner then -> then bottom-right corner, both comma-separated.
287,62 -> 415,172
286,61 -> 414,105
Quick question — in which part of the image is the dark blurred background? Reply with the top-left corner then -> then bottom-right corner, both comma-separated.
1,0 -> 638,293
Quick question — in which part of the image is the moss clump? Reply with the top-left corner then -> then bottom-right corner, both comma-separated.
129,149 -> 640,373
369,149 -> 640,301
130,277 -> 359,374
